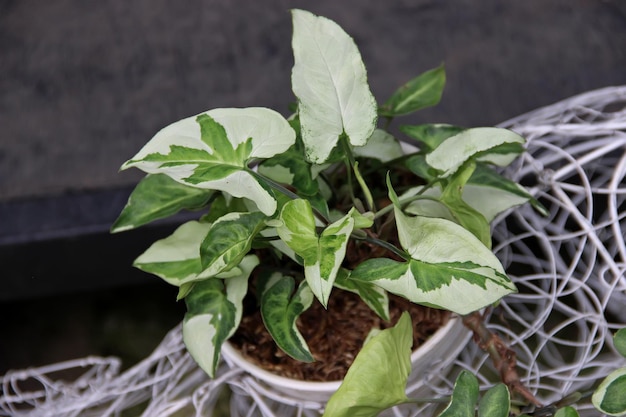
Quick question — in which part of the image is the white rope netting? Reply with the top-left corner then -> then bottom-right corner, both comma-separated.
2,86 -> 625,417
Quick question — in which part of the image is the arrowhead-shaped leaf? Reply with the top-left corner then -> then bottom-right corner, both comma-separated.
182,255 -> 258,378
351,180 -> 516,315
260,273 -> 314,362
426,127 -> 525,178
291,9 -> 377,163
199,211 -> 267,278
323,312 -> 412,417
379,64 -> 445,117
439,371 -> 480,417
122,107 -> 295,215
133,221 -> 212,286
112,174 -> 212,233
478,384 -> 510,417
277,199 -> 356,307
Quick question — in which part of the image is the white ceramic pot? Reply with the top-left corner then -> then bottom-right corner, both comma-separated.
221,315 -> 471,405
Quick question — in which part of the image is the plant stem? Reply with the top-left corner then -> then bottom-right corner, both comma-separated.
461,311 -> 543,407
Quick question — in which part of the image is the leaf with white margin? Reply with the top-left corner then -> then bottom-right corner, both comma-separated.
352,129 -> 404,163
133,221 -> 212,286
260,273 -> 314,362
291,9 -> 377,163
112,174 -> 212,233
182,255 -> 258,378
323,312 -> 412,417
335,269 -> 389,321
121,107 -> 295,215
199,211 -> 267,278
426,127 -> 525,178
277,199 -> 356,307
592,368 -> 626,416
351,180 -> 516,315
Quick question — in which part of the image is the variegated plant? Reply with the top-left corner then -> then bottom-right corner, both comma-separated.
113,8 -> 547,411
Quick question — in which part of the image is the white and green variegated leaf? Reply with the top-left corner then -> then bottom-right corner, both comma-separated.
426,127 -> 525,178
335,269 -> 389,321
464,164 -> 548,220
182,255 -> 258,378
352,129 -> 404,163
438,371 -> 480,417
112,174 -> 212,233
199,211 -> 267,278
291,9 -> 377,163
121,107 -> 295,215
477,384 -> 510,417
277,199 -> 356,307
260,273 -> 314,362
323,312 -> 412,417
351,180 -> 516,315
133,221 -> 212,286
592,368 -> 626,416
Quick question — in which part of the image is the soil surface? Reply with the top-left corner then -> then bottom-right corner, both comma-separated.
229,289 -> 450,382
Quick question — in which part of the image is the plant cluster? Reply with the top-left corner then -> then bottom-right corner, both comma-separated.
113,9 -> 625,417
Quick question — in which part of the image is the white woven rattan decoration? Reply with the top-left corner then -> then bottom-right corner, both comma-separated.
1,86 -> 625,417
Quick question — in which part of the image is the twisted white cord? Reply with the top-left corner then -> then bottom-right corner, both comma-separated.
2,86 -> 625,417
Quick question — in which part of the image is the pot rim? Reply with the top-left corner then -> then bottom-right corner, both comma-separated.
221,315 -> 462,392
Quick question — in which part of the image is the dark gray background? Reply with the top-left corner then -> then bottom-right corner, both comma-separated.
2,0 -> 626,201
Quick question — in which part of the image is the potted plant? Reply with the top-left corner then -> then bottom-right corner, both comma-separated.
111,8 -> 563,416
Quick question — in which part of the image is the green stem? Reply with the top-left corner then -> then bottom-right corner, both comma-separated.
340,135 -> 375,212
360,234 -> 410,261
373,193 -> 442,220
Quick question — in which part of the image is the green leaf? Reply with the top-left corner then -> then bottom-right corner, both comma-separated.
199,211 -> 267,277
291,9 -> 378,163
426,127 -> 525,178
400,123 -> 466,152
379,64 -> 446,117
323,312 -> 412,417
352,129 -> 404,163
440,162 -> 492,248
438,371 -> 479,417
614,328 -> 626,358
555,406 -> 580,417
260,273 -> 314,362
182,255 -> 258,378
364,181 -> 516,314
592,368 -> 626,416
277,199 -> 356,307
465,164 -> 548,220
112,174 -> 212,233
478,384 -> 510,417
133,221 -> 212,286
122,108 -> 295,215
335,269 -> 389,321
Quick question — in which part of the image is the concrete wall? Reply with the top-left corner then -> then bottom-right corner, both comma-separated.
2,0 -> 626,201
